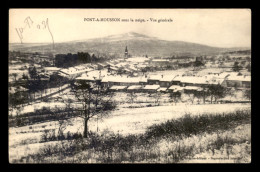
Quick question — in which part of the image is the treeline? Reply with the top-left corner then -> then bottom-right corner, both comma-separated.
9,107 -> 77,127
223,50 -> 251,55
55,52 -> 110,68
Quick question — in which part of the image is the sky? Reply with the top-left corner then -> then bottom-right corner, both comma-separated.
9,9 -> 251,48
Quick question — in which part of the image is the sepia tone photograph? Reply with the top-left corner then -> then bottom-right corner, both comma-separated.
8,9 -> 251,163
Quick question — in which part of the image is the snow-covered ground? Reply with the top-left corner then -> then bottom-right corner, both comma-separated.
92,103 -> 251,135
9,103 -> 250,162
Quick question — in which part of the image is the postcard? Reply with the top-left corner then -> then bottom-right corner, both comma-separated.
8,8 -> 251,163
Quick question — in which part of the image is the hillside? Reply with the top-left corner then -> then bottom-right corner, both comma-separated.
9,32 -> 250,57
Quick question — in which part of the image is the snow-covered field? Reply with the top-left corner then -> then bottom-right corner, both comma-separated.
9,103 -> 250,162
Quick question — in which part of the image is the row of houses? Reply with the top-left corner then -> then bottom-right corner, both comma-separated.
58,64 -> 96,79
75,71 -> 251,94
97,56 -> 197,74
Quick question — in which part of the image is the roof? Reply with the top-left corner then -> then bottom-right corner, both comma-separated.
151,59 -> 170,62
60,65 -> 93,75
184,86 -> 201,90
139,76 -> 148,83
97,63 -> 107,67
148,75 -> 162,81
157,87 -> 167,92
208,78 -> 225,85
217,72 -> 231,79
160,75 -> 175,82
109,66 -> 118,70
227,75 -> 251,82
74,66 -> 86,70
127,66 -> 138,71
168,85 -> 183,90
172,76 -> 182,82
143,85 -> 160,90
101,76 -> 140,83
123,68 -> 132,72
127,85 -> 143,90
126,57 -> 149,63
9,86 -> 28,93
44,67 -> 61,71
76,75 -> 96,81
106,62 -> 115,66
179,76 -> 209,84
137,64 -> 147,68
109,85 -> 127,90
58,72 -> 68,77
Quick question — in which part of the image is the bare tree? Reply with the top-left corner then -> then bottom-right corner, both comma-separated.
194,91 -> 204,104
232,62 -> 243,72
226,87 -> 236,102
170,92 -> 181,105
187,92 -> 195,104
207,84 -> 228,104
243,89 -> 251,101
11,73 -> 18,82
127,92 -> 137,105
154,92 -> 161,105
71,81 -> 116,138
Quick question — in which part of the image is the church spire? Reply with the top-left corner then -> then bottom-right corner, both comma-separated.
125,46 -> 128,57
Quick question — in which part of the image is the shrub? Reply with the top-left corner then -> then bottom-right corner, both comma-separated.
145,110 -> 251,139
23,110 -> 251,163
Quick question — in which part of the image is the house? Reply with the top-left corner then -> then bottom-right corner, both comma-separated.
38,74 -> 50,81
208,78 -> 226,87
149,59 -> 171,67
183,86 -> 201,94
139,76 -> 148,85
44,67 -> 61,75
157,87 -> 168,93
9,86 -> 29,94
226,75 -> 251,89
172,76 -> 182,85
59,65 -> 93,79
147,75 -> 162,85
75,74 -> 96,83
159,75 -> 176,88
125,57 -> 150,63
205,72 -> 230,80
177,62 -> 193,68
179,76 -> 209,87
168,85 -> 184,93
101,76 -> 141,87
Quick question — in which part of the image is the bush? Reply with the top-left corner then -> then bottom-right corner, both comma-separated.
24,110 -> 251,163
145,110 -> 251,139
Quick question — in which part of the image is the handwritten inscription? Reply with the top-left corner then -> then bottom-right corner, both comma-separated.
15,17 -> 54,48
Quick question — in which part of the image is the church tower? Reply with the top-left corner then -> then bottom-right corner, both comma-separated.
124,46 -> 128,58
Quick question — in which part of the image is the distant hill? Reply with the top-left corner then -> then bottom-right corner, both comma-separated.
9,32 -> 250,57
